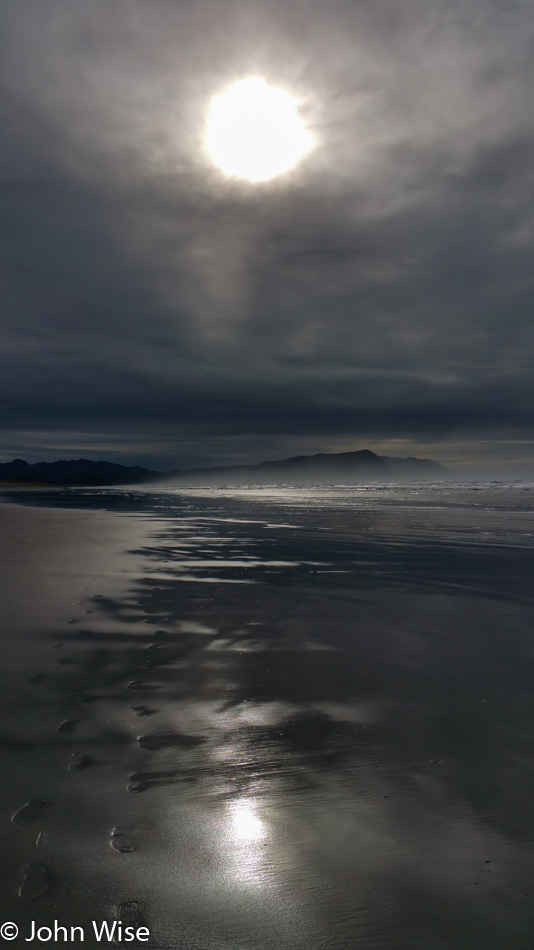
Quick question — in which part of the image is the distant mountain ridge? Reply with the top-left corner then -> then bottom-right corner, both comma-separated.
167,449 -> 446,485
0,458 -> 160,486
0,450 -> 446,486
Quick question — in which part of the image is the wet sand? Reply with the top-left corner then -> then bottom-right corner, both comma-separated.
0,502 -> 155,932
1,487 -> 534,948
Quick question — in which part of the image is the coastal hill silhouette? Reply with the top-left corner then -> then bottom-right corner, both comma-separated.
0,450 -> 446,486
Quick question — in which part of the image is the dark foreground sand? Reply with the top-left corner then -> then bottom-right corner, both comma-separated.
1,488 -> 534,949
0,502 -> 155,933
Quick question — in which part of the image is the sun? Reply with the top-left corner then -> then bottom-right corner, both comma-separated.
206,77 -> 314,182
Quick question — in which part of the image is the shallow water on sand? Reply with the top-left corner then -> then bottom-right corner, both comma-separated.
1,485 -> 534,949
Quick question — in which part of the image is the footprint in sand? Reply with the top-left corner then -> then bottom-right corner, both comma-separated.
28,675 -> 45,685
57,719 -> 79,734
113,900 -> 143,927
132,706 -> 157,717
12,801 -> 47,825
19,862 -> 49,901
35,831 -> 48,848
68,752 -> 92,771
110,827 -> 136,853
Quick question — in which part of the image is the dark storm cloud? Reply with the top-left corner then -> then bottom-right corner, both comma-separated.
1,0 -> 533,469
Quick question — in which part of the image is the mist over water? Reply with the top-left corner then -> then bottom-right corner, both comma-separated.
1,483 -> 534,948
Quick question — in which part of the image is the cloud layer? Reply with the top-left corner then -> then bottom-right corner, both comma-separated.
1,0 -> 533,470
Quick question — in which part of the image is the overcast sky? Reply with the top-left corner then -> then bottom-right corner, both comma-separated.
1,0 -> 533,472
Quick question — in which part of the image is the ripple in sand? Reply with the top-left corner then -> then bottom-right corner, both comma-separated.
12,801 -> 47,825
110,828 -> 136,853
137,730 -> 206,751
128,770 -> 177,793
57,719 -> 79,734
68,752 -> 92,771
19,862 -> 49,901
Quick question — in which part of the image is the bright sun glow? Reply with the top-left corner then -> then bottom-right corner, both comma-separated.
206,77 -> 314,182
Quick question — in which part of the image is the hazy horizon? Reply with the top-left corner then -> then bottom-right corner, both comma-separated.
1,444 -> 534,482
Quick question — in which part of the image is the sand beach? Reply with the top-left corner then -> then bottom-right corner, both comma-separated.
0,485 -> 533,949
